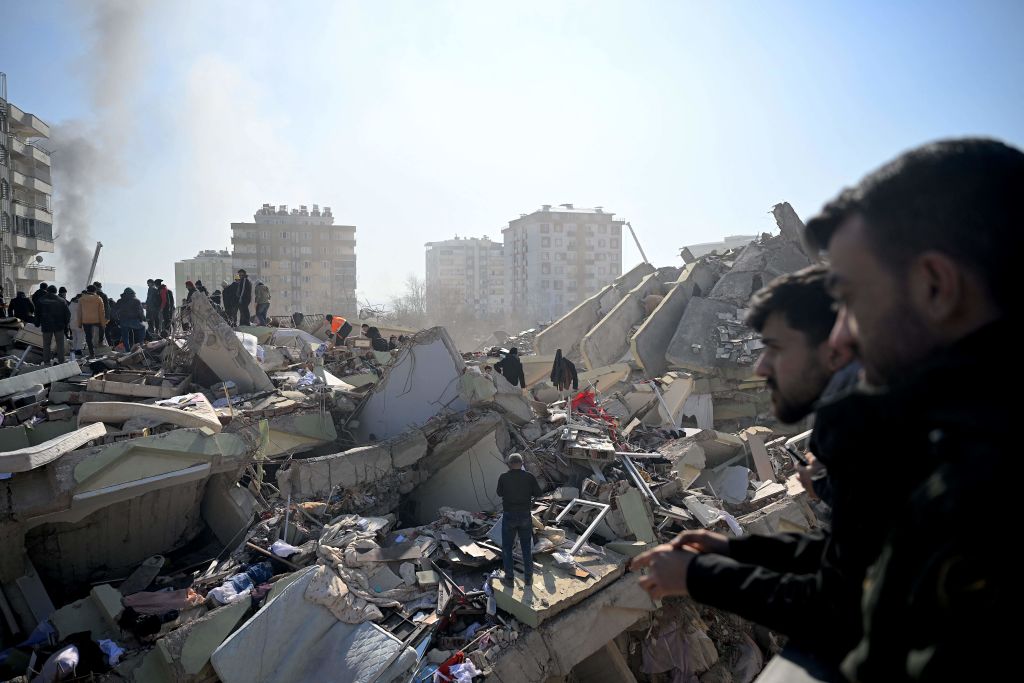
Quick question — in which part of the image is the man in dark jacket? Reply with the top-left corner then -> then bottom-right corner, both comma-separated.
159,283 -> 175,336
36,288 -> 71,364
366,326 -> 390,352
803,138 -> 1018,682
494,347 -> 526,389
114,288 -> 146,349
31,282 -> 48,308
495,453 -> 542,587
550,349 -> 579,391
11,291 -> 34,323
236,269 -> 253,326
632,265 -> 862,665
222,279 -> 240,326
145,279 -> 159,335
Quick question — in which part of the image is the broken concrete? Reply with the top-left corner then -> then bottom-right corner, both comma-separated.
189,292 -> 276,394
630,261 -> 721,377
535,262 -> 656,357
0,422 -> 107,473
78,393 -> 221,433
353,327 -> 466,441
580,267 -> 680,371
0,361 -> 82,398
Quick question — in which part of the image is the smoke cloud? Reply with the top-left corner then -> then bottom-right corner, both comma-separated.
50,0 -> 148,289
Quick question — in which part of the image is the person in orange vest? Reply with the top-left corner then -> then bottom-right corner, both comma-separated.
324,315 -> 352,346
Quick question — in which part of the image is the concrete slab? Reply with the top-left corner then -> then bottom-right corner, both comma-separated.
202,473 -> 258,550
279,443 -> 393,499
519,354 -> 558,388
738,496 -> 817,535
78,393 -> 221,433
0,422 -> 107,473
580,267 -> 680,371
258,412 -> 337,457
189,293 -> 275,394
490,543 -> 628,628
665,297 -> 745,373
644,372 -> 695,427
630,261 -> 721,378
772,201 -> 818,262
51,584 -> 123,641
616,488 -> 655,543
535,263 -> 656,357
487,574 -> 656,681
604,540 -> 652,558
353,327 -> 467,442
0,361 -> 82,398
708,237 -> 811,307
408,426 -> 506,524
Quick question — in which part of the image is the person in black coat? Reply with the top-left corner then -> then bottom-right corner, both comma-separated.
222,280 -> 240,326
495,347 -> 526,388
10,291 -> 34,323
550,349 -> 579,391
366,326 -> 390,352
36,289 -> 71,364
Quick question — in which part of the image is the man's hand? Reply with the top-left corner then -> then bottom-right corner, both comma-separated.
630,543 -> 697,599
796,452 -> 825,500
669,529 -> 730,555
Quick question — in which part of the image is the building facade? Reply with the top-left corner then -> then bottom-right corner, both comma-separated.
230,204 -> 356,318
0,73 -> 56,298
424,236 -> 504,320
174,249 -> 233,300
503,204 -> 624,323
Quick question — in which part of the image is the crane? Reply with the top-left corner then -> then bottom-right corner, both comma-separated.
85,241 -> 103,287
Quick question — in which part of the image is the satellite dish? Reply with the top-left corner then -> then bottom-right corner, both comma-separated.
35,255 -> 43,263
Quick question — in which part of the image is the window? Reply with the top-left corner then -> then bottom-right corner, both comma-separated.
599,225 -> 607,234
541,237 -> 550,247
304,261 -> 311,269
567,241 -> 576,249
598,239 -> 606,248
610,238 -> 620,249
540,224 -> 550,233
542,251 -> 550,261
542,280 -> 550,290
554,238 -> 562,247
263,260 -> 270,268
553,280 -> 562,290
555,265 -> 564,275
554,224 -> 563,233
261,231 -> 270,239
542,263 -> 551,274
555,252 -> 566,262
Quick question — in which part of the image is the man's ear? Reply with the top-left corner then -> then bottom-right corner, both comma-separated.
822,339 -> 854,373
908,251 -> 962,324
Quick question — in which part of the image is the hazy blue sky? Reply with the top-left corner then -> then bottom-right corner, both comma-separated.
3,0 -> 1022,301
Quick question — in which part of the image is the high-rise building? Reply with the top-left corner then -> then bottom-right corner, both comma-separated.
503,204 -> 624,322
0,73 -> 56,297
174,249 -> 234,300
424,236 -> 504,320
230,204 -> 356,318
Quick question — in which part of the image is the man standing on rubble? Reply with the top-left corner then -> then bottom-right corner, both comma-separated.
496,453 -> 542,587
79,285 -> 105,358
631,264 -> 863,666
145,279 -> 159,336
236,269 -> 253,326
254,280 -> 271,325
494,347 -> 526,389
36,285 -> 70,364
10,290 -> 34,323
222,278 -> 240,326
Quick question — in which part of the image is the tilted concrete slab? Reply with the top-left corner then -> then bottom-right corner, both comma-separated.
488,573 -> 655,681
643,372 -> 695,427
707,236 -> 811,307
258,412 -> 337,457
580,267 -> 680,371
78,393 -> 221,433
576,363 -> 632,393
353,327 -> 467,441
664,297 -> 746,373
490,542 -> 628,628
630,261 -> 722,378
0,423 -> 107,473
0,361 -> 82,398
189,293 -> 275,394
772,201 -> 818,262
408,425 -> 506,524
535,263 -> 656,357
519,353 -> 558,388
86,371 -> 187,400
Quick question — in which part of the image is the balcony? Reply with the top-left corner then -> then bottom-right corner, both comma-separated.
9,138 -> 51,166
12,199 -> 52,222
11,264 -> 56,283
11,169 -> 52,197
7,103 -> 50,139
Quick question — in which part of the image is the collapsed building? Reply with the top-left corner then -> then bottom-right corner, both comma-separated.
1,203 -> 825,683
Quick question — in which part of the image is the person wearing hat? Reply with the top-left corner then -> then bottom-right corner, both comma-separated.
495,452 -> 542,587
114,287 -> 145,350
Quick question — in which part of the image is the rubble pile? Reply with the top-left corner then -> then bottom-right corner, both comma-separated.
1,208 -> 818,683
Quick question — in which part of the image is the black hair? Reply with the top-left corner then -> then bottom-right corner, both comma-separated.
746,264 -> 836,346
806,138 -> 1024,314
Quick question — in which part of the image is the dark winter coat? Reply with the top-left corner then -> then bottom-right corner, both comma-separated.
114,295 -> 145,323
36,293 -> 71,333
11,295 -> 34,322
495,353 -> 526,388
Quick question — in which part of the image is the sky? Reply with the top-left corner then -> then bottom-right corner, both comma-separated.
3,0 -> 1022,303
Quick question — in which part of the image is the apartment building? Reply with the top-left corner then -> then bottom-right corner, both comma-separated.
174,249 -> 234,300
503,204 -> 624,322
0,73 -> 56,297
424,236 -> 504,320
230,204 -> 356,318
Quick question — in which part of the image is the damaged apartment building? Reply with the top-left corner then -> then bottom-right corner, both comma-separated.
2,202 -> 822,682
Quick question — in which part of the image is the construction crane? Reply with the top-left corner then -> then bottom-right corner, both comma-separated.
624,222 -> 650,264
85,241 -> 103,287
